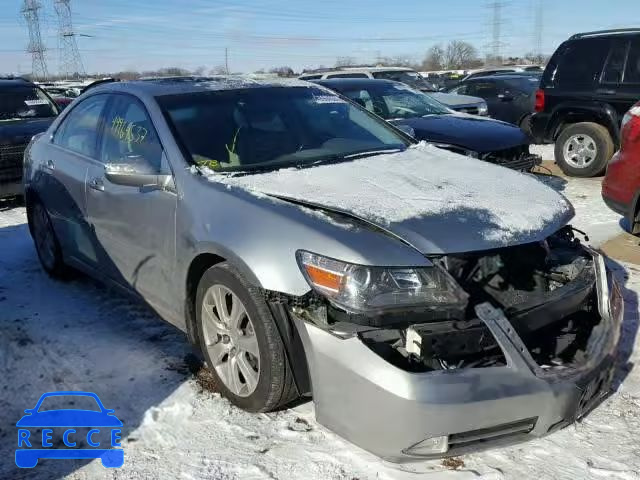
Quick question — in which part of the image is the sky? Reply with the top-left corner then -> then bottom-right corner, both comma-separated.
1,0 -> 639,76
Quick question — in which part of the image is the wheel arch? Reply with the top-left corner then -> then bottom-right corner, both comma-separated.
550,103 -> 620,146
183,250 -> 312,397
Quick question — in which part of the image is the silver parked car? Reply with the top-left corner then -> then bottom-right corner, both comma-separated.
23,77 -> 622,461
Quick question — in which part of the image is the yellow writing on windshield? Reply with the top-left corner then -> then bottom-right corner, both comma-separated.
111,116 -> 148,144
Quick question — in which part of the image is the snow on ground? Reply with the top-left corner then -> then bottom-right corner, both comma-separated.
0,170 -> 638,480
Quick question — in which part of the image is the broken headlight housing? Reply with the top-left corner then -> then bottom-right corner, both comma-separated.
296,251 -> 468,313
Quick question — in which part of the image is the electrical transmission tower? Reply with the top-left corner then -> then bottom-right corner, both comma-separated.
54,0 -> 85,78
21,0 -> 49,80
486,1 -> 508,65
534,0 -> 543,59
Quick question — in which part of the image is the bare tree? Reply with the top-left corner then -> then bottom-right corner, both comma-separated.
422,45 -> 444,71
443,40 -> 480,69
378,55 -> 416,68
269,66 -> 295,77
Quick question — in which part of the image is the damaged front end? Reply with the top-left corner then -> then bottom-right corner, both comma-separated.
281,227 -> 623,461
438,144 -> 541,172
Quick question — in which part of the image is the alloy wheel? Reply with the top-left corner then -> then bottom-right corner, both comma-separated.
563,133 -> 597,168
201,284 -> 260,397
33,203 -> 56,271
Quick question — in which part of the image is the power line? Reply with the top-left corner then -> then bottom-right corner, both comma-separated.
54,0 -> 86,78
21,0 -> 48,80
534,0 -> 543,56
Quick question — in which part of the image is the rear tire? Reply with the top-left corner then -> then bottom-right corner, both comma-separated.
29,199 -> 69,278
195,262 -> 298,412
555,122 -> 614,177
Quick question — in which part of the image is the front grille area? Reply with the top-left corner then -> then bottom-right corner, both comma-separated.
0,143 -> 28,184
447,417 -> 537,452
479,145 -> 541,171
455,106 -> 480,115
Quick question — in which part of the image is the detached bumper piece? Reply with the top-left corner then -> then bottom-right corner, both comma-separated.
290,243 -> 622,462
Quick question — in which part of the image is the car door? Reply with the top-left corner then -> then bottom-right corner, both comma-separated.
43,94 -> 109,266
85,93 -> 177,311
466,80 -> 505,120
597,38 -> 636,122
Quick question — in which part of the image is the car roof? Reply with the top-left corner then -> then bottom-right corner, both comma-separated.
87,76 -> 322,98
0,78 -> 36,88
315,78 -> 400,89
300,66 -> 415,77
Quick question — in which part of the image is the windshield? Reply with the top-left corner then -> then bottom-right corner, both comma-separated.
371,70 -> 434,90
158,87 -> 408,172
339,82 -> 451,120
0,87 -> 58,120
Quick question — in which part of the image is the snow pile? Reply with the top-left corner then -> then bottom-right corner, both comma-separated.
212,143 -> 573,243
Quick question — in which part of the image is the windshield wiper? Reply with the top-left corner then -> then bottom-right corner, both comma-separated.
343,147 -> 404,159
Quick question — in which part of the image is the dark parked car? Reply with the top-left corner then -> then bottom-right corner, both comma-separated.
0,77 -> 58,197
446,74 -> 540,131
602,101 -> 640,230
317,78 -> 540,171
531,28 -> 640,177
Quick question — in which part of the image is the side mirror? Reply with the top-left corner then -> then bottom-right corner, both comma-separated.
104,163 -> 174,191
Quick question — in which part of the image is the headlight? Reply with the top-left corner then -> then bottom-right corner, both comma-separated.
296,251 -> 468,313
477,103 -> 489,116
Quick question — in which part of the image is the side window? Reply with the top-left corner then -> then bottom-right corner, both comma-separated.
624,40 -> 640,84
469,82 -> 499,98
100,96 -> 165,174
601,40 -> 629,84
54,95 -> 108,157
449,84 -> 467,95
554,38 -> 609,89
326,73 -> 368,79
342,89 -> 375,111
300,74 -> 322,80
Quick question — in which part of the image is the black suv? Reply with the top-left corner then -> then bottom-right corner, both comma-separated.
531,28 -> 640,177
0,78 -> 58,198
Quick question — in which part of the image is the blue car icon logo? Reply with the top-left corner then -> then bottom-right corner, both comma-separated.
16,391 -> 123,468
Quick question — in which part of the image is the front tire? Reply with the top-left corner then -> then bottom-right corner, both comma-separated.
555,122 -> 614,177
195,262 -> 297,412
29,199 -> 69,278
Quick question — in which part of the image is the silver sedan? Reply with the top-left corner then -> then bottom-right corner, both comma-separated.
23,77 -> 622,461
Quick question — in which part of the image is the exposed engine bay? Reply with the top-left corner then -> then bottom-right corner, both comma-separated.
303,227 -> 604,373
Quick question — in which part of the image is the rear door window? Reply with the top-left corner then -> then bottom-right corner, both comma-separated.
467,81 -> 499,98
54,95 -> 108,157
552,38 -> 610,89
601,40 -> 629,84
624,39 -> 640,84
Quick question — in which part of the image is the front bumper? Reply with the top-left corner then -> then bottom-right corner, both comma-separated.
293,251 -> 623,462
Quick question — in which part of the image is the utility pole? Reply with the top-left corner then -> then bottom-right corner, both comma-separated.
225,47 -> 229,74
21,0 -> 49,80
486,1 -> 508,65
55,0 -> 85,79
534,0 -> 543,60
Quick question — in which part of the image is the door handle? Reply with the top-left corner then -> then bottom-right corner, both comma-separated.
45,160 -> 55,171
89,177 -> 105,191
596,88 -> 616,95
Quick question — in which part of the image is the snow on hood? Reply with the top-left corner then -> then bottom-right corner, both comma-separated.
210,143 -> 574,253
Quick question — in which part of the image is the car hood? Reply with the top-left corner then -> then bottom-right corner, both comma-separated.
214,143 -> 573,254
0,117 -> 54,145
390,115 -> 528,152
16,410 -> 123,427
428,91 -> 484,107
